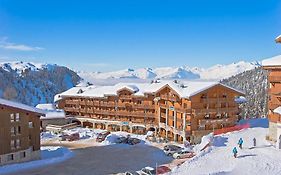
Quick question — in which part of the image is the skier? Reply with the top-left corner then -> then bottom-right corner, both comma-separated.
253,137 -> 256,147
238,138 -> 243,149
232,147 -> 238,158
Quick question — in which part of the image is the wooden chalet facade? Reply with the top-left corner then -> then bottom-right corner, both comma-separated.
263,62 -> 281,142
0,98 -> 45,166
56,81 -> 244,144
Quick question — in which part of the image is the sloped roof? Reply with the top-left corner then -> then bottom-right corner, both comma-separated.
36,103 -> 65,119
55,80 -> 244,102
262,55 -> 281,66
0,98 -> 45,115
274,106 -> 281,115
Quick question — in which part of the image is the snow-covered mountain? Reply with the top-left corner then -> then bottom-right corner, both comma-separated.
0,61 -> 81,106
78,61 -> 260,83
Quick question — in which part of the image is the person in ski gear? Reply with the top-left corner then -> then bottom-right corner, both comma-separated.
238,138 -> 243,149
253,137 -> 256,147
232,147 -> 238,158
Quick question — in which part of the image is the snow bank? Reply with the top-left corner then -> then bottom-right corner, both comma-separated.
0,146 -> 73,174
172,118 -> 281,175
193,133 -> 214,154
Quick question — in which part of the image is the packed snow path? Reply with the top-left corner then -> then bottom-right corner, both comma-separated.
173,119 -> 281,175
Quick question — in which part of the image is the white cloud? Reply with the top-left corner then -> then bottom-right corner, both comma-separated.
0,37 -> 44,51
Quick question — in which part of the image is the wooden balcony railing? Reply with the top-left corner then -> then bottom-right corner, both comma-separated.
268,88 -> 281,96
194,107 -> 238,114
65,100 -> 79,105
133,104 -> 155,109
199,115 -> 238,125
268,113 -> 281,123
269,76 -> 281,83
119,95 -> 132,100
79,100 -> 86,105
160,95 -> 178,102
201,98 -> 235,103
159,104 -> 191,113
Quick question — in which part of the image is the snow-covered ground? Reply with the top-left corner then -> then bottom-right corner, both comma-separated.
41,127 -> 152,146
172,118 -> 281,175
0,146 -> 73,174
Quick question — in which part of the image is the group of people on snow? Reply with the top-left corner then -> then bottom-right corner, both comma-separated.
232,137 -> 257,158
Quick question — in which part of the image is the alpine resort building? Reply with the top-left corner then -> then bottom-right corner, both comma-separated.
0,98 -> 45,166
55,80 -> 244,144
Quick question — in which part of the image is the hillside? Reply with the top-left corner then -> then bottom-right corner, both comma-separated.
0,61 -> 81,106
221,67 -> 268,118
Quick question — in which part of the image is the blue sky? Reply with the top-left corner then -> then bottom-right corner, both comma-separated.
0,0 -> 280,72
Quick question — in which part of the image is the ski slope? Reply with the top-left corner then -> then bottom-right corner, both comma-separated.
172,119 -> 281,175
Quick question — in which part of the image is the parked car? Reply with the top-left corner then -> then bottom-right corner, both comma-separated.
67,133 -> 80,141
96,131 -> 110,142
116,136 -> 128,144
136,167 -> 156,175
163,145 -> 183,156
128,138 -> 141,145
60,133 -> 80,141
156,166 -> 171,174
173,150 -> 195,159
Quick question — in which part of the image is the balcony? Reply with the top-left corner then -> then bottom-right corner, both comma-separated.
201,98 -> 234,103
268,113 -> 281,123
199,115 -> 238,125
159,104 -> 191,113
268,102 -> 281,110
64,107 -> 77,112
160,95 -> 178,102
268,88 -> 281,96
194,107 -> 238,114
65,100 -> 79,105
86,101 -> 93,105
79,100 -> 86,105
269,76 -> 281,83
119,95 -> 132,100
133,104 -> 155,110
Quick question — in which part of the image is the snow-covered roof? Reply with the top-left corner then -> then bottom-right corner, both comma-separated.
262,55 -> 281,66
36,103 -> 65,119
0,98 -> 45,115
55,80 -> 244,102
274,106 -> 281,115
36,103 -> 55,110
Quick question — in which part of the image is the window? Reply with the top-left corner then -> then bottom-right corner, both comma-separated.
16,139 -> 21,149
15,113 -> 20,121
10,140 -> 16,150
16,126 -> 21,134
10,127 -> 15,136
10,113 -> 15,122
7,154 -> 14,161
28,122 -> 34,128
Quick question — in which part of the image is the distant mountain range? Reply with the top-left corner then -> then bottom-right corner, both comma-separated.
1,55 -> 279,106
78,61 -> 261,83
